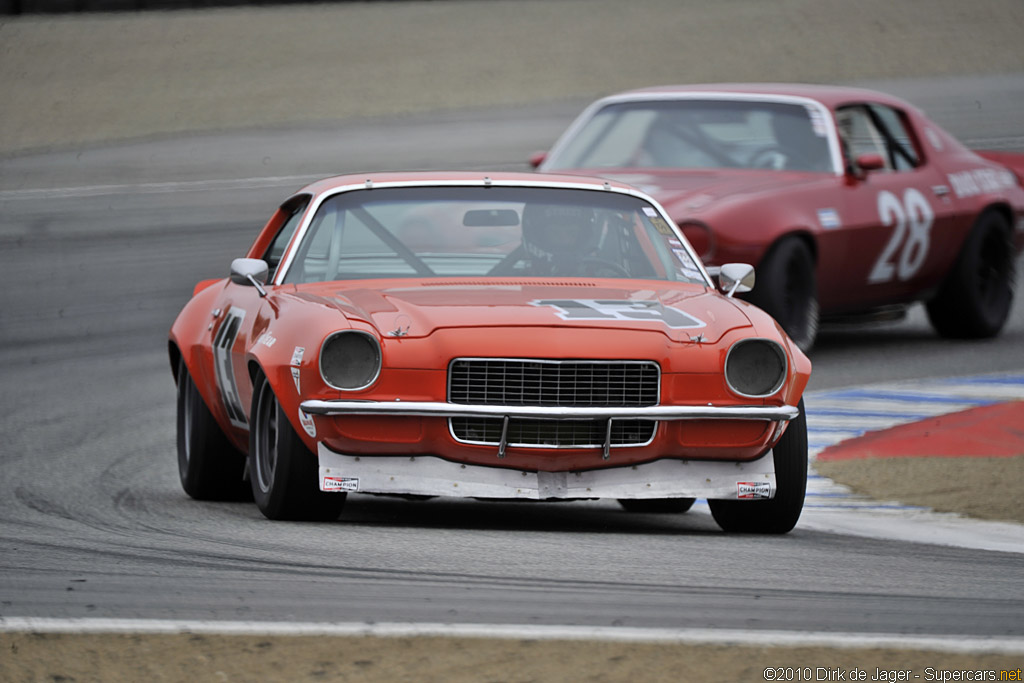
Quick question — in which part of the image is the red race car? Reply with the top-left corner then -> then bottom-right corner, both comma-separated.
169,172 -> 811,533
533,84 -> 1024,350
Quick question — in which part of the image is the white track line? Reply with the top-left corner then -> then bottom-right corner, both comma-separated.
1,618 -> 1022,654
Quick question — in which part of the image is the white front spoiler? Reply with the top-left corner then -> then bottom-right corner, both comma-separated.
317,445 -> 777,501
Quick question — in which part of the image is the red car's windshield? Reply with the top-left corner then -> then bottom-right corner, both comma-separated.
545,99 -> 835,173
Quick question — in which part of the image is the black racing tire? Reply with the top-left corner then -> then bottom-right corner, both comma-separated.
176,357 -> 251,501
617,498 -> 696,514
708,398 -> 807,534
249,372 -> 346,521
926,211 -> 1015,339
744,238 -> 819,352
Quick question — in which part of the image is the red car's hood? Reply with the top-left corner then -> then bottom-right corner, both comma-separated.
291,280 -> 752,344
564,168 -> 824,212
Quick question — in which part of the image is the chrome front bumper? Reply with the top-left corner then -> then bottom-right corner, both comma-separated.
299,399 -> 797,459
317,444 -> 777,501
300,399 -> 798,422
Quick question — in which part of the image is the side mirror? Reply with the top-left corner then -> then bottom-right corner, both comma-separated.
718,263 -> 755,297
230,258 -> 269,296
528,151 -> 547,169
855,153 -> 886,173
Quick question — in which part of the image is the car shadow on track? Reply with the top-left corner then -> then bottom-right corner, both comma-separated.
318,495 -> 724,536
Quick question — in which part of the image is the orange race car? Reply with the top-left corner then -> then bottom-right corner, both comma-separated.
169,172 -> 811,533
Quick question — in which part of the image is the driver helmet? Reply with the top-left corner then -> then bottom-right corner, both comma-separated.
520,202 -> 599,274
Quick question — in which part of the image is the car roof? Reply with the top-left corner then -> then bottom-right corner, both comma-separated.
297,171 -> 649,198
605,83 -> 916,111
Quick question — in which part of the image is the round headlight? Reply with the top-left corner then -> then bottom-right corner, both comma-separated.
319,330 -> 381,390
725,339 -> 787,397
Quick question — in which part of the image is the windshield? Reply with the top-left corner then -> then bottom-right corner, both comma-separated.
280,186 -> 707,285
546,99 -> 834,173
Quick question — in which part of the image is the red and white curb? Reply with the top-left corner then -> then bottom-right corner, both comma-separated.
797,371 -> 1024,552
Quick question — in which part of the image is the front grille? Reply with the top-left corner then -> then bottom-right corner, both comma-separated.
448,359 -> 659,448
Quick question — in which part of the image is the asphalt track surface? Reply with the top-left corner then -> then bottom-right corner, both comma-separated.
1,0 -> 1024,667
1,75 -> 1022,645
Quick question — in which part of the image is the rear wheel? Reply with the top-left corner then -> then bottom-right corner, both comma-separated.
926,211 -> 1015,339
708,399 -> 807,534
618,498 -> 695,513
744,238 -> 819,352
249,372 -> 346,521
176,357 -> 250,501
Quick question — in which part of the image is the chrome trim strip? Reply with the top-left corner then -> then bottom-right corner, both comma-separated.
300,399 -> 798,421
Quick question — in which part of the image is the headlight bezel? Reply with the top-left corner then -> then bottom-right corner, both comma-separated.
724,338 -> 788,398
318,329 -> 383,391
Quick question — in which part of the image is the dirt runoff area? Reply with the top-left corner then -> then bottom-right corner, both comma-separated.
2,0 -> 1023,680
2,632 -> 1022,683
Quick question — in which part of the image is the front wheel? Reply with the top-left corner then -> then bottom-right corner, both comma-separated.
744,238 -> 819,352
249,372 -> 346,521
926,211 -> 1015,339
176,357 -> 250,501
708,398 -> 807,534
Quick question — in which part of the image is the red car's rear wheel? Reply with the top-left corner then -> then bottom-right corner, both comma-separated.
927,211 -> 1015,339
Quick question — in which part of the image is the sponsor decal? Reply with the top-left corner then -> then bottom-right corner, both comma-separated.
649,216 -> 675,235
672,248 -> 698,270
532,299 -> 706,329
298,408 -> 316,437
925,127 -> 944,151
642,207 -> 658,217
807,106 -> 828,137
290,346 -> 305,392
816,208 -> 841,230
257,332 -> 277,348
947,168 -> 1016,199
322,476 -> 359,492
737,481 -> 771,499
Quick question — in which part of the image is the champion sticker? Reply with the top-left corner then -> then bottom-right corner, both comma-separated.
816,208 -> 841,230
737,481 -> 771,499
298,408 -> 316,437
291,346 -> 305,366
323,476 -> 359,492
291,367 -> 301,393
